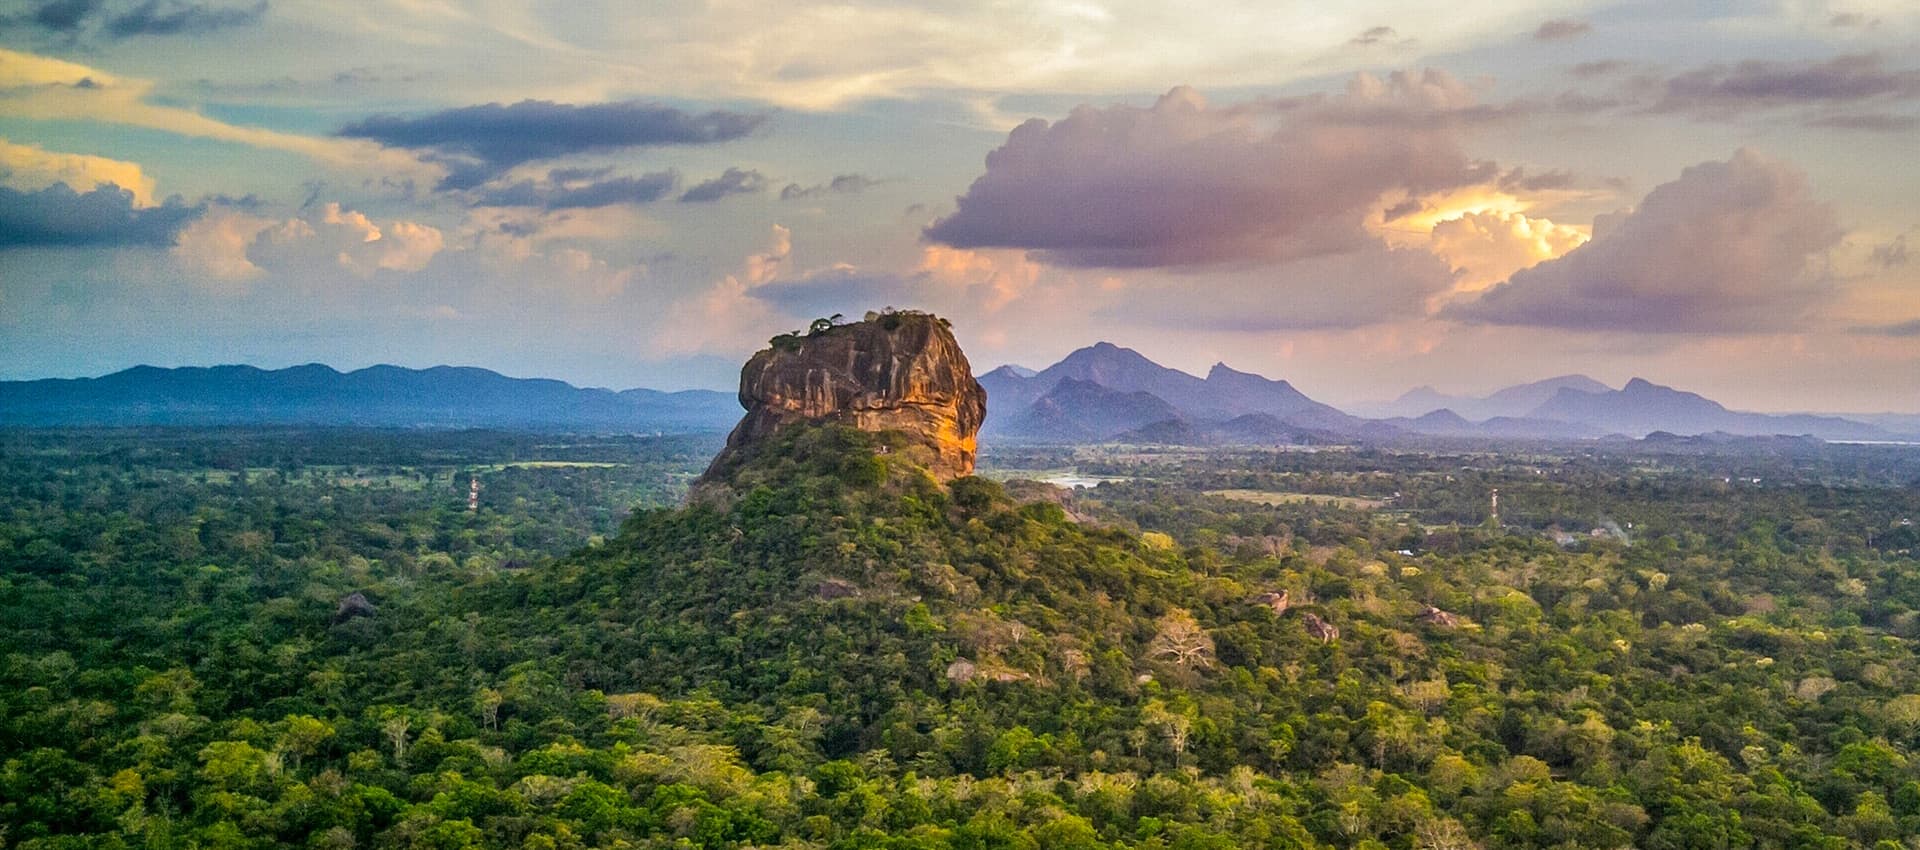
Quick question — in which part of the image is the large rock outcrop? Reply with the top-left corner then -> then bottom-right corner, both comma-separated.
699,311 -> 987,483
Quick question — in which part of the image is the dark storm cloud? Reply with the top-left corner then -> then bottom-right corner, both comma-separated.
923,77 -> 1491,268
1654,53 -> 1920,116
679,167 -> 769,203
105,0 -> 265,37
1449,149 -> 1842,333
1534,18 -> 1591,41
780,174 -> 880,200
0,183 -> 202,248
471,170 -> 680,208
336,100 -> 767,189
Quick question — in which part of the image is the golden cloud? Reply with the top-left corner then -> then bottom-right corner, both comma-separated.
0,138 -> 157,205
0,48 -> 438,182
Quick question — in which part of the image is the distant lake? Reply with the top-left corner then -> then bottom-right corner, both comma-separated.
1039,474 -> 1129,489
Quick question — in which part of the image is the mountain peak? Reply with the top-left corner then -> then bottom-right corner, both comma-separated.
1060,341 -> 1153,366
1204,362 -> 1251,381
1623,377 -> 1660,392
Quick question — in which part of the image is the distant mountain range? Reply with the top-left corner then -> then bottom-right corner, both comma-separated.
1361,375 -> 1612,421
5,354 -> 1913,444
1525,378 -> 1889,441
979,342 -> 1359,442
979,345 -> 1914,445
0,364 -> 740,431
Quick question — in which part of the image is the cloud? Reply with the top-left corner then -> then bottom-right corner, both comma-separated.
0,182 -> 200,247
0,48 -> 434,180
243,202 -> 443,277
1851,319 -> 1920,336
780,174 -> 880,201
924,76 -> 1493,269
0,137 -> 156,205
29,0 -> 100,31
1871,234 -> 1909,268
336,99 -> 766,189
1449,149 -> 1842,333
1105,243 -> 1459,331
104,0 -> 265,37
10,0 -> 264,37
1350,26 -> 1397,46
1426,210 -> 1588,290
172,201 -> 644,304
471,170 -> 679,208
678,167 -> 769,203
171,205 -> 270,281
1533,18 -> 1591,40
1496,166 -> 1579,193
1569,60 -> 1630,78
1806,112 -> 1918,131
745,266 -> 909,317
1654,53 -> 1920,118
649,225 -> 791,355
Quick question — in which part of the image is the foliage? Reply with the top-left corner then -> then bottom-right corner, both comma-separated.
5,426 -> 1920,848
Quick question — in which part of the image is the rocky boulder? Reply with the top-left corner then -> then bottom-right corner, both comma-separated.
699,310 -> 987,483
333,591 -> 376,623
1301,612 -> 1339,643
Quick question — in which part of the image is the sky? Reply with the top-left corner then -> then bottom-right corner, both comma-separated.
1,0 -> 1918,413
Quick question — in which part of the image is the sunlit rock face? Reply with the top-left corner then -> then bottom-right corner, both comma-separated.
702,310 -> 987,482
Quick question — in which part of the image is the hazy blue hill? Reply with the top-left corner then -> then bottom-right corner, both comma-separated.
1528,377 -> 1891,440
1372,374 -> 1612,420
1114,410 -> 1343,446
1038,342 -> 1226,416
1391,408 -> 1476,435
999,377 -> 1183,441
0,363 -> 739,431
1474,415 -> 1608,440
1113,416 -> 1208,445
1478,374 -> 1611,417
1201,362 -> 1345,420
1210,411 -> 1322,444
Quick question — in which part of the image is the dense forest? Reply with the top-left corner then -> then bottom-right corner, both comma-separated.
6,427 -> 1920,848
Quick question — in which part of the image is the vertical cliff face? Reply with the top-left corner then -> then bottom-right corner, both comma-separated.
699,311 -> 987,483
